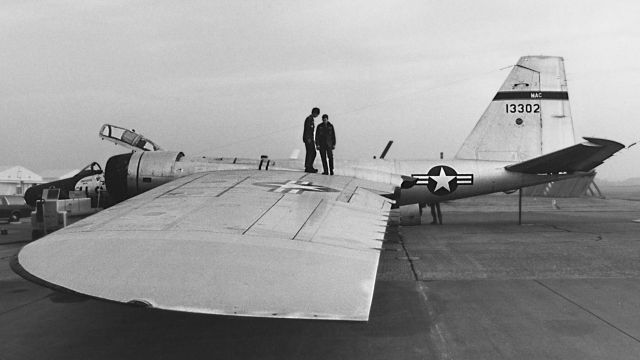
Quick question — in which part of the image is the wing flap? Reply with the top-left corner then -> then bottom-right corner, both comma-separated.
505,137 -> 624,174
16,170 -> 392,321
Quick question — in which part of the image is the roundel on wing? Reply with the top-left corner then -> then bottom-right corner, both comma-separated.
253,180 -> 339,194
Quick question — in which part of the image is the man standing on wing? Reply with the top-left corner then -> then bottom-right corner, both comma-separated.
303,107 -> 320,173
315,113 -> 336,175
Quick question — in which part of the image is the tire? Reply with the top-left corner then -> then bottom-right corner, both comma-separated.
9,212 -> 20,223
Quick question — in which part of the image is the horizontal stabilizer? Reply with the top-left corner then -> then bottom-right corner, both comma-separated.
505,137 -> 624,174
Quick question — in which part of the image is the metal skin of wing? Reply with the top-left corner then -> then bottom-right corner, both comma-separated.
15,170 -> 392,321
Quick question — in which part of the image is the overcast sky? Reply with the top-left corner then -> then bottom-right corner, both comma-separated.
2,0 -> 639,180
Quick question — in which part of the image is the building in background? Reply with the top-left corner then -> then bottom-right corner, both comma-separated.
39,169 -> 80,183
0,166 -> 43,195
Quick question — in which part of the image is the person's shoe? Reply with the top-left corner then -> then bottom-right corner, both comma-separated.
311,168 -> 318,173
305,168 -> 315,173
322,171 -> 328,175
329,170 -> 334,175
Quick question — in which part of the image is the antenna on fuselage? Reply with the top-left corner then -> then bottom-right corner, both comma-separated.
380,140 -> 394,159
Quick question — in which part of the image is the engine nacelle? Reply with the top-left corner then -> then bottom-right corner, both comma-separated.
389,204 -> 423,226
393,186 -> 431,207
105,151 -> 186,203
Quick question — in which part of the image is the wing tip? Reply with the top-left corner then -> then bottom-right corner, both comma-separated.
582,137 -> 625,150
11,252 -> 93,301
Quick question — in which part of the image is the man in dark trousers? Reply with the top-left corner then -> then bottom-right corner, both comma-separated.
315,114 -> 336,175
303,107 -> 320,173
429,202 -> 442,225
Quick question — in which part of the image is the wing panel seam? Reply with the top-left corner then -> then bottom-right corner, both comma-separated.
242,194 -> 285,235
87,172 -> 211,231
292,199 -> 324,241
159,176 -> 253,230
216,176 -> 251,197
347,186 -> 360,203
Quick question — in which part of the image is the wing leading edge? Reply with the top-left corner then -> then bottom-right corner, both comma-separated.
505,137 -> 624,174
15,170 -> 393,321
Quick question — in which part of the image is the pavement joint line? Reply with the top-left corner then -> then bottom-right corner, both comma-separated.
0,293 -> 52,318
398,229 -> 453,359
416,280 -> 452,360
548,224 -> 606,241
397,231 -> 419,282
534,279 -> 640,344
549,225 -> 571,233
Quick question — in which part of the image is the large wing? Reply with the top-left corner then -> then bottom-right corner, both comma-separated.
14,170 -> 393,321
505,137 -> 624,174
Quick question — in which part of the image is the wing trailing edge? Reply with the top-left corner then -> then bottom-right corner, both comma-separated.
505,137 -> 624,174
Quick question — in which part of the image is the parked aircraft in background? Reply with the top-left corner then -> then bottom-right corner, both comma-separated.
24,162 -> 107,208
99,124 -> 163,152
14,56 -> 624,322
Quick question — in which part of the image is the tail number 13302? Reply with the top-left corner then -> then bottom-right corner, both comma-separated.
505,104 -> 540,113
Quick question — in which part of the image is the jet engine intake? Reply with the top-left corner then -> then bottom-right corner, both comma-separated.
105,151 -> 185,203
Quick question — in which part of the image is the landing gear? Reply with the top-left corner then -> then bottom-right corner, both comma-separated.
518,188 -> 522,225
428,202 -> 442,225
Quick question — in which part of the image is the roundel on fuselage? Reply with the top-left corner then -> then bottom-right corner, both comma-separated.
426,165 -> 459,196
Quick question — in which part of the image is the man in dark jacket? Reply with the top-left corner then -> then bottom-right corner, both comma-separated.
303,107 -> 320,173
315,114 -> 336,175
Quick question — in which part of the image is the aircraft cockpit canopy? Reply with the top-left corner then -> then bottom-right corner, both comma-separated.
99,124 -> 163,152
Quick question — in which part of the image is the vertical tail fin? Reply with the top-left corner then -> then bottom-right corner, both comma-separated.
455,56 -> 576,161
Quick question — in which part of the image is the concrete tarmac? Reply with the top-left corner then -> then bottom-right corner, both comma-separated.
1,191 -> 640,359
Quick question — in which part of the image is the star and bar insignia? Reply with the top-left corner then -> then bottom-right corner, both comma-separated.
253,180 -> 339,194
412,165 -> 474,196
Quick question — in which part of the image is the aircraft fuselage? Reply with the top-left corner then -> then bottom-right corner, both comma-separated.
329,158 -> 580,205
104,151 -> 584,206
